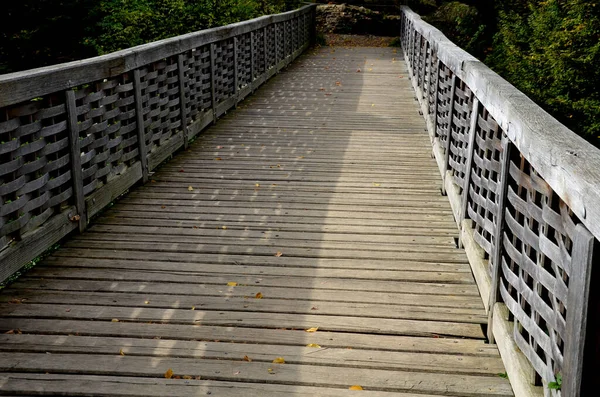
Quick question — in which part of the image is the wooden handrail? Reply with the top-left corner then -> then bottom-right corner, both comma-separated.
0,4 -> 317,282
401,6 -> 598,397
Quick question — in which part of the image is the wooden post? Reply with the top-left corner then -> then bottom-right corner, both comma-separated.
432,59 -> 441,136
486,133 -> 512,342
176,54 -> 189,149
442,75 -> 457,175
250,31 -> 255,91
233,36 -> 239,104
133,69 -> 149,183
420,40 -> 428,98
65,89 -> 87,232
210,42 -> 217,122
263,26 -> 268,73
562,224 -> 595,396
459,97 -> 480,223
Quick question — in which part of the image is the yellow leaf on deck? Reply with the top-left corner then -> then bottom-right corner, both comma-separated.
164,368 -> 174,379
349,385 -> 364,390
227,282 -> 238,286
255,183 -> 260,187
119,348 -> 125,356
255,292 -> 263,299
222,226 -> 227,230
272,357 -> 286,364
275,252 -> 283,257
191,306 -> 196,310
144,300 -> 150,304
182,375 -> 193,380
188,186 -> 194,191
306,343 -> 321,348
373,183 -> 381,187
215,157 -> 222,161
243,355 -> 252,362
305,327 -> 319,333
111,319 -> 119,322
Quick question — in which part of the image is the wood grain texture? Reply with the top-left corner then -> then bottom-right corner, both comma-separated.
0,47 -> 511,396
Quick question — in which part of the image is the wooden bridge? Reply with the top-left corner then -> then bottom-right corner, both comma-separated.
0,5 -> 598,397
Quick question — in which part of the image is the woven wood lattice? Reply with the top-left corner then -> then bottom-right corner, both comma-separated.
435,63 -> 453,147
500,150 -> 582,387
236,34 -> 253,89
428,50 -> 438,116
447,79 -> 474,193
214,39 -> 235,103
0,95 -> 72,249
466,107 -> 503,264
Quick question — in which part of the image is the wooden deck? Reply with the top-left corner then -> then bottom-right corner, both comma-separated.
0,47 -> 513,396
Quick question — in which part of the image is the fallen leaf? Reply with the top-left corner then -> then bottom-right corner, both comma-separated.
305,327 -> 319,333
144,300 -> 150,304
243,355 -> 252,362
349,385 -> 364,390
373,183 -> 381,187
227,282 -> 238,286
191,306 -> 196,310
151,179 -> 156,183
111,319 -> 119,322
297,156 -> 304,159
267,368 -> 274,374
182,375 -> 193,380
119,348 -> 125,356
274,252 -> 283,257
272,357 -> 286,364
216,146 -> 223,149
255,183 -> 260,187
188,186 -> 194,191
311,306 -> 318,310
356,68 -> 361,73
161,205 -> 166,209
306,343 -> 321,348
164,368 -> 174,379
234,371 -> 240,375
179,169 -> 185,172
222,226 -> 227,230
215,157 -> 222,161
371,104 -> 375,107
255,292 -> 263,299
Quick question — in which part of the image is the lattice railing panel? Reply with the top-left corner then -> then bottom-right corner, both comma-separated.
435,63 -> 453,148
275,23 -> 285,63
74,74 -> 139,196
236,34 -> 253,89
183,46 -> 212,123
265,25 -> 276,69
214,39 -> 235,103
500,150 -> 581,389
0,95 -> 72,250
448,79 -> 474,192
466,108 -> 503,264
428,50 -> 438,116
252,29 -> 266,78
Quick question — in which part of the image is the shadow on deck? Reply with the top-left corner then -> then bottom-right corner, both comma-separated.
0,47 -> 513,396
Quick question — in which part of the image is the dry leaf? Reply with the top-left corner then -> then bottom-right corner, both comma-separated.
119,348 -> 125,356
356,68 -> 361,73
272,357 -> 286,364
191,306 -> 196,310
216,146 -> 223,149
267,368 -> 274,374
179,169 -> 185,172
274,252 -> 283,257
227,282 -> 238,286
305,327 -> 319,333
161,205 -> 166,209
164,368 -> 174,379
243,355 -> 252,362
188,186 -> 194,191
373,183 -> 381,187
144,300 -> 150,304
349,385 -> 364,390
222,226 -> 227,230
255,292 -> 263,299
306,343 -> 321,348
215,157 -> 222,161
182,375 -> 193,380
111,319 -> 119,322
255,183 -> 260,187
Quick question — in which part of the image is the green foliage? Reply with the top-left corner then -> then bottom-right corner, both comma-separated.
487,0 -> 600,141
548,373 -> 562,390
0,0 -> 302,72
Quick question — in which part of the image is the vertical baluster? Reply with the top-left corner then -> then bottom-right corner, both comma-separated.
487,133 -> 512,342
274,24 -> 279,72
562,225 -> 595,396
420,40 -> 428,99
432,59 -> 441,138
459,97 -> 480,224
263,26 -> 268,74
233,36 -> 239,105
210,42 -> 217,122
65,90 -> 87,232
442,75 -> 457,183
177,54 -> 189,149
250,31 -> 255,92
132,69 -> 149,183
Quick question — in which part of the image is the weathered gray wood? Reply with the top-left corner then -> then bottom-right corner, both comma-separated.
442,74 -> 457,180
486,133 -> 511,341
459,97 -> 479,223
233,36 -> 239,102
132,69 -> 149,183
0,4 -> 317,108
65,89 -> 87,232
85,163 -> 143,219
209,42 -> 217,122
562,224 -> 595,397
176,54 -> 189,149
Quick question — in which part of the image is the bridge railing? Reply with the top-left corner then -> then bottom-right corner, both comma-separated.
401,6 -> 599,397
0,4 -> 317,282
